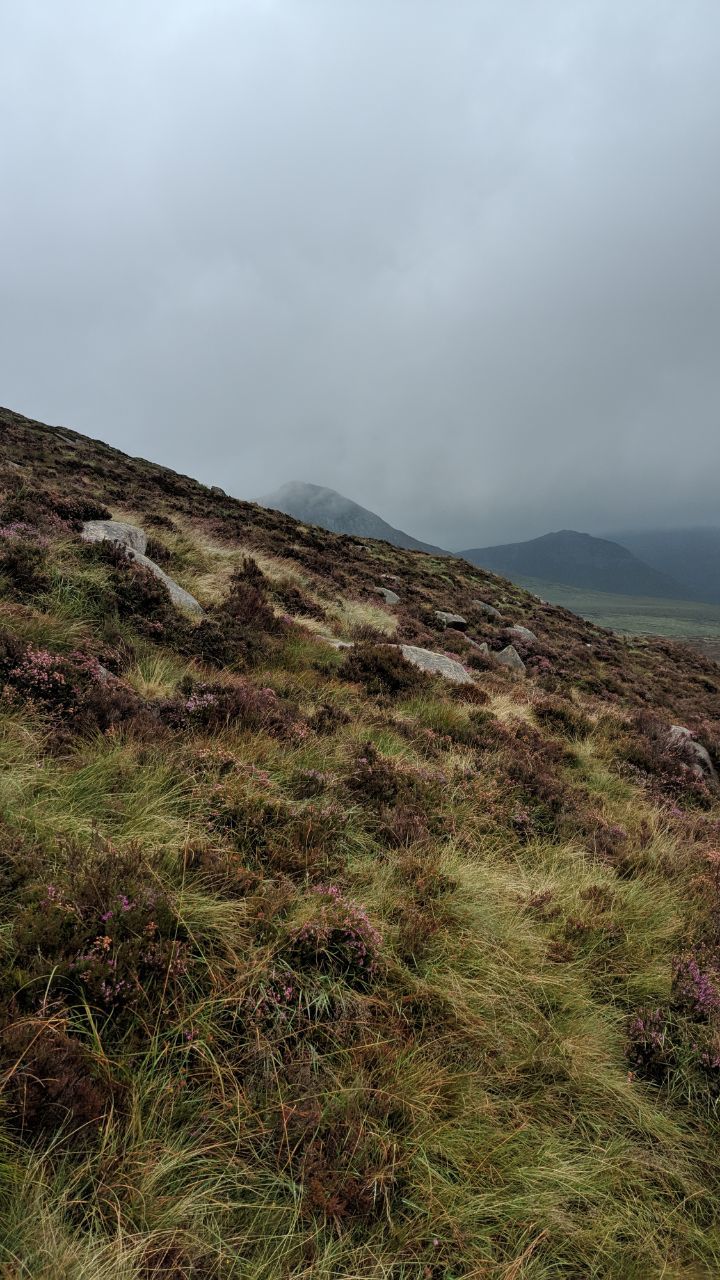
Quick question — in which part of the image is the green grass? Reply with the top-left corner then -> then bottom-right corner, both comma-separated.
516,576 -> 720,642
2,414 -> 720,1276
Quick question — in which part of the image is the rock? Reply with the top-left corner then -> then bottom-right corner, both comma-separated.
399,645 -> 474,685
435,610 -> 468,630
472,600 -> 503,622
507,625 -> 538,647
82,519 -> 204,615
374,586 -> 400,605
128,550 -> 204,614
82,519 -> 147,555
324,638 -> 353,649
669,725 -> 719,787
494,645 -> 526,674
467,639 -> 490,655
210,486 -> 227,497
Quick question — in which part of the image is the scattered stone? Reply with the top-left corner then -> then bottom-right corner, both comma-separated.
374,586 -> 400,606
494,645 -> 526,674
82,520 -> 147,555
507,625 -> 538,647
467,639 -> 490,655
399,645 -> 474,685
82,520 -> 204,615
669,725 -> 719,787
435,610 -> 468,630
472,600 -> 503,621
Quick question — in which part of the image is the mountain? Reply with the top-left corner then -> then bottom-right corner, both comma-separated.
3,403 -> 720,1276
609,527 -> 720,605
260,480 -> 446,554
460,528 -> 691,598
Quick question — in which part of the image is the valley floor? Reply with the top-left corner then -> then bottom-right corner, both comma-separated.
516,577 -> 720,659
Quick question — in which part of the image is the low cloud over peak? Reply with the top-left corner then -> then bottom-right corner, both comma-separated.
2,1 -> 719,547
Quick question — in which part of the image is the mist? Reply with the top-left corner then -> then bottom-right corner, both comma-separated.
2,1 -> 719,548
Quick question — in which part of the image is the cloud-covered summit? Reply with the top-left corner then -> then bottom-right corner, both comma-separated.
2,2 -> 719,547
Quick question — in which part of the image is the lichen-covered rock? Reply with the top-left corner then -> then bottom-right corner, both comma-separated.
472,600 -> 503,621
82,520 -> 147,555
494,645 -> 526,673
374,586 -> 400,605
435,610 -> 468,630
399,644 -> 473,684
669,725 -> 719,787
507,625 -> 538,647
82,520 -> 203,615
128,550 -> 204,614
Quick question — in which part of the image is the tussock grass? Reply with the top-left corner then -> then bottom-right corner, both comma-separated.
2,415 -> 720,1277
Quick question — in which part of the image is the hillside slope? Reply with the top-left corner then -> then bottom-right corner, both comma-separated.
1,404 -> 720,1279
260,479 -> 446,553
461,528 -> 690,598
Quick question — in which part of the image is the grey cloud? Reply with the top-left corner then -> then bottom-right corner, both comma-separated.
2,0 -> 719,548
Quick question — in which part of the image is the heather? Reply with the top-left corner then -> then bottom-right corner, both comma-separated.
0,406 -> 720,1277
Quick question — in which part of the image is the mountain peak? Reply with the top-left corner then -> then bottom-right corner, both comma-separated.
460,528 -> 690,598
260,481 -> 446,555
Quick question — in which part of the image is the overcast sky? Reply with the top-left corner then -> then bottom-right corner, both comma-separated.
2,1 -> 719,548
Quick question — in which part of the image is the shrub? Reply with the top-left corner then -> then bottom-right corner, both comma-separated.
0,528 -> 51,598
1,483 -> 110,531
287,884 -> 382,985
271,577 -> 325,620
181,562 -> 283,669
0,1019 -> 113,1141
12,864 -> 195,1030
161,676 -> 299,737
534,695 -> 591,739
341,643 -> 425,696
4,646 -> 101,718
2,642 -> 143,733
622,712 -> 714,807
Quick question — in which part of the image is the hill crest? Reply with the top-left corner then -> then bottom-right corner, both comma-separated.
461,527 -> 691,599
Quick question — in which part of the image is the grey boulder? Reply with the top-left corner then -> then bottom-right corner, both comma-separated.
494,645 -> 526,673
399,644 -> 474,685
374,586 -> 401,605
472,600 -> 503,622
82,519 -> 147,555
435,610 -> 468,630
507,625 -> 538,647
669,725 -> 719,787
82,520 -> 204,615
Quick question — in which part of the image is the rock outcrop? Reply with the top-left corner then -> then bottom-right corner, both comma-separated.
374,587 -> 400,605
669,725 -> 719,788
82,520 -> 204,615
399,645 -> 474,684
82,520 -> 147,555
494,645 -> 526,673
435,611 -> 468,630
507,625 -> 538,647
472,600 -> 503,622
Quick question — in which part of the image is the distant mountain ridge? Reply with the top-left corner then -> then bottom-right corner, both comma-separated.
259,481 -> 446,554
460,529 -> 691,599
608,528 -> 720,605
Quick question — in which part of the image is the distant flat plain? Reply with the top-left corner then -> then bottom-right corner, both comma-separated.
516,577 -> 720,663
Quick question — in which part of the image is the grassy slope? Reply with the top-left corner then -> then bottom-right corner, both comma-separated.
0,407 -> 720,1278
